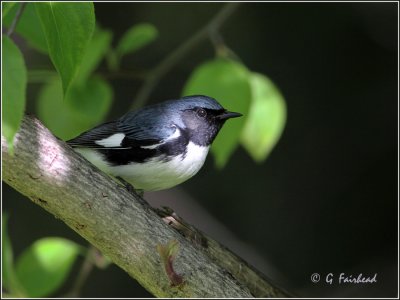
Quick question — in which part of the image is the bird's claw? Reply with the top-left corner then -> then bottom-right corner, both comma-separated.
154,206 -> 208,248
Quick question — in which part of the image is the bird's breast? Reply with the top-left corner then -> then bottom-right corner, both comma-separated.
106,142 -> 210,191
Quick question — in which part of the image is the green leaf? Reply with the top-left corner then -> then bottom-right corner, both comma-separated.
66,77 -> 113,124
106,49 -> 119,72
35,2 -> 95,93
2,213 -> 14,291
3,3 -> 48,53
240,73 -> 286,162
2,213 -> 13,289
182,58 -> 251,168
2,36 -> 27,154
15,237 -> 81,297
116,23 -> 158,58
2,213 -> 26,297
2,2 -> 17,20
37,76 -> 113,140
75,26 -> 113,83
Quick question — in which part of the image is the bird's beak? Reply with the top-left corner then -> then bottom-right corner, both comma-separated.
217,110 -> 243,120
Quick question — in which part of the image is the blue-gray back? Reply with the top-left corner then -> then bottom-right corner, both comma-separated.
118,95 -> 223,142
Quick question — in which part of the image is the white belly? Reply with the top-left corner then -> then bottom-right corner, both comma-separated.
76,142 -> 209,191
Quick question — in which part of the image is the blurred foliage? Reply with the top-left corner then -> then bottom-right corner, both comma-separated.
107,23 -> 158,71
76,27 -> 113,83
3,3 -> 48,53
2,36 -> 27,154
2,213 -> 26,297
36,25 -> 113,140
37,76 -> 113,140
2,2 -> 17,19
116,23 -> 158,57
241,73 -> 286,162
2,215 -> 83,297
15,237 -> 82,297
114,23 -> 158,69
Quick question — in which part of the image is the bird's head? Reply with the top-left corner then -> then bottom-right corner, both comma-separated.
172,95 -> 242,146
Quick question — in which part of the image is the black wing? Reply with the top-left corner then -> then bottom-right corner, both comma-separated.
66,121 -> 127,149
67,105 -> 179,150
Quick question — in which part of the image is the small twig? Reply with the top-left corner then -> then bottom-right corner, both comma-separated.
97,69 -> 149,80
208,29 -> 243,63
209,29 -> 225,51
64,246 -> 97,297
130,2 -> 241,110
27,68 -> 149,83
7,2 -> 27,37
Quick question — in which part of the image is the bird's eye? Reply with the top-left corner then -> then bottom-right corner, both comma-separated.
197,108 -> 207,118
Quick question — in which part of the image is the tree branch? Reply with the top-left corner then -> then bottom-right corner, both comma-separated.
2,115 -> 289,298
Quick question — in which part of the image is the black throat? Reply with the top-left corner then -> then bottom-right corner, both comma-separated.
181,108 -> 225,147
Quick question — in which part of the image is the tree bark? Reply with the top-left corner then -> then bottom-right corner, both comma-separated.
2,115 -> 289,298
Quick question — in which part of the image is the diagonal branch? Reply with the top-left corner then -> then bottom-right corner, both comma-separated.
7,2 -> 27,37
131,2 -> 241,110
2,114 -> 289,298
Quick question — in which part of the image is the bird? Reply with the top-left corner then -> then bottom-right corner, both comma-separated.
67,95 -> 242,192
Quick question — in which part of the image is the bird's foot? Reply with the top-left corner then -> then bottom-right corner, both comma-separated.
116,176 -> 145,198
154,206 -> 208,248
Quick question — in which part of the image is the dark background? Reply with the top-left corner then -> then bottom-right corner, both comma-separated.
3,2 -> 398,298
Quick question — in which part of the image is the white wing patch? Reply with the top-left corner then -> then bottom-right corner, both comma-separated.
140,126 -> 181,149
140,142 -> 164,150
95,133 -> 126,148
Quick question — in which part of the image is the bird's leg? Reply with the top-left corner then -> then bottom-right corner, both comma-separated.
154,206 -> 208,248
114,182 -> 204,247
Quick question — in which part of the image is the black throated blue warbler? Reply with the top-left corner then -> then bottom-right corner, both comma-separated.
67,95 -> 242,191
